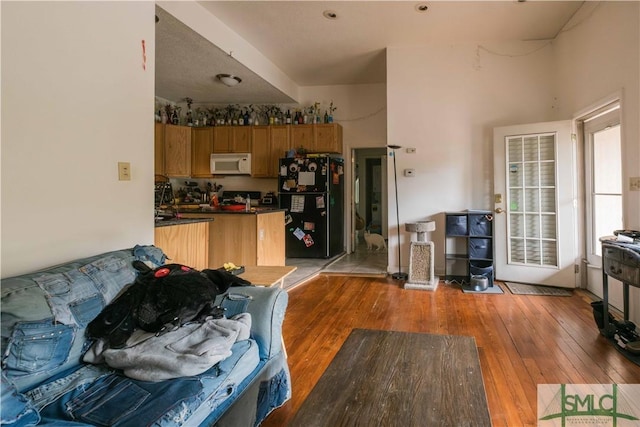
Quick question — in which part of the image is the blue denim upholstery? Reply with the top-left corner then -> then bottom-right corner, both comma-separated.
1,247 -> 290,426
1,371 -> 40,426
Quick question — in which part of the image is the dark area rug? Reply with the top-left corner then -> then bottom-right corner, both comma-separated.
505,282 -> 573,296
291,329 -> 491,426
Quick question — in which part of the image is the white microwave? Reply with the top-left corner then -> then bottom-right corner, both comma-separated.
210,153 -> 252,175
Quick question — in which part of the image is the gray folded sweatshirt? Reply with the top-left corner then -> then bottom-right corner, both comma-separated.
83,313 -> 251,381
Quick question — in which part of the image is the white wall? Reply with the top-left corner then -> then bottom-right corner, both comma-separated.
386,41 -> 556,274
553,2 -> 639,230
553,2 -> 640,322
1,2 -> 155,277
297,84 -> 387,151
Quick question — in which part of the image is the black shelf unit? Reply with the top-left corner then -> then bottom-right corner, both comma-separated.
444,210 -> 494,286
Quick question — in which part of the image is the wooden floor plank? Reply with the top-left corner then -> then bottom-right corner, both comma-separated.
261,277 -> 640,427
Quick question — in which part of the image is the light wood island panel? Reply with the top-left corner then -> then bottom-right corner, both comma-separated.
180,210 -> 285,268
154,221 -> 209,270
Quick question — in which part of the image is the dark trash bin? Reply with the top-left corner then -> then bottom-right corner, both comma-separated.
470,261 -> 493,287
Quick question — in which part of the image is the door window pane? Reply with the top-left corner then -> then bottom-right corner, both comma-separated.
593,194 -> 622,255
506,133 -> 558,267
593,126 -> 621,194
540,188 -> 556,212
525,188 -> 539,212
585,109 -> 622,258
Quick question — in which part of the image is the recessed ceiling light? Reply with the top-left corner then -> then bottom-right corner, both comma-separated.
323,10 -> 338,20
415,3 -> 429,13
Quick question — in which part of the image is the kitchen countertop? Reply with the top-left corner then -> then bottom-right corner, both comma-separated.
154,217 -> 214,227
176,207 -> 287,215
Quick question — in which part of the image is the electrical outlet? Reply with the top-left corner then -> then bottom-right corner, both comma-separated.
118,162 -> 131,181
406,147 -> 416,154
404,168 -> 415,177
630,177 -> 640,191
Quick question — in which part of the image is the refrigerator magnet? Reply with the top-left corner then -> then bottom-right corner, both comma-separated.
333,173 -> 339,184
284,214 -> 293,225
303,222 -> 315,231
280,165 -> 287,176
303,234 -> 314,247
315,196 -> 325,209
293,228 -> 305,240
299,171 -> 315,185
291,195 -> 305,212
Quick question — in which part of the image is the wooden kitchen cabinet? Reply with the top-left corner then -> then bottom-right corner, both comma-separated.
191,127 -> 213,177
164,124 -> 192,177
154,221 -> 210,270
251,126 -> 271,177
232,126 -> 252,152
213,127 -> 231,153
251,125 -> 290,178
290,124 -> 314,153
270,125 -> 291,169
180,211 -> 285,268
213,126 -> 252,153
290,123 -> 343,154
314,123 -> 343,154
154,122 -> 165,175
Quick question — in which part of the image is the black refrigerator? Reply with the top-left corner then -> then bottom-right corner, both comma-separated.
278,155 -> 344,258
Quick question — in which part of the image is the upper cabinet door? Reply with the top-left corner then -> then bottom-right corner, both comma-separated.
155,123 -> 165,175
314,124 -> 343,154
269,125 -> 291,175
164,124 -> 191,177
290,124 -> 314,152
232,126 -> 252,152
251,126 -> 271,177
213,127 -> 231,153
191,127 -> 213,177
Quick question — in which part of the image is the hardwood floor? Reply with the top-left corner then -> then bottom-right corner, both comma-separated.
261,275 -> 640,427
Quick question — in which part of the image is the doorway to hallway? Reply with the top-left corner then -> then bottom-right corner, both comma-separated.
352,148 -> 388,253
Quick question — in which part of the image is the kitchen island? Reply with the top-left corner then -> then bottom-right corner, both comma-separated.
179,208 -> 286,268
154,217 -> 213,270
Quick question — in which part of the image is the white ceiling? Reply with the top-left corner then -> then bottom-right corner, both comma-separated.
155,1 -> 585,105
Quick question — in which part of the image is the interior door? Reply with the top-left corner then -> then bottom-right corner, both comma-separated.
493,121 -> 577,288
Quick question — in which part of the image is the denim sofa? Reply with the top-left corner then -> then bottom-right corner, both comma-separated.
1,246 -> 291,426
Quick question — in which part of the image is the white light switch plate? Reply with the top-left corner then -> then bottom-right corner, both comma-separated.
118,162 -> 131,181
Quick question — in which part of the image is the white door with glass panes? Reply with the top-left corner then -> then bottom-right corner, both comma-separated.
493,121 -> 577,288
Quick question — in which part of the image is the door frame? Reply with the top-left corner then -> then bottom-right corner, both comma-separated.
351,148 -> 388,252
574,91 -> 624,305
